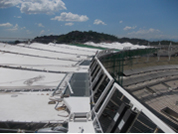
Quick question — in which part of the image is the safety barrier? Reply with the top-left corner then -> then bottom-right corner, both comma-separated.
89,53 -> 175,133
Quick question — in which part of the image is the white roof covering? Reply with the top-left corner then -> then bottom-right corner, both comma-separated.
0,43 -> 92,60
26,43 -> 97,56
0,92 -> 68,123
0,68 -> 65,89
0,42 -> 97,89
0,42 -> 98,73
64,97 -> 90,113
0,52 -> 77,71
0,42 -> 96,129
85,41 -> 147,50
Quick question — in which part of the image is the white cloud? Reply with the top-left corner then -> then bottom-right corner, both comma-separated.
119,20 -> 123,24
0,22 -> 12,27
0,0 -> 66,14
51,12 -> 89,22
148,28 -> 160,33
0,0 -> 21,8
38,23 -> 44,27
20,0 -> 66,14
14,16 -> 22,18
65,23 -> 74,26
127,28 -> 161,40
7,24 -> 19,31
21,26 -> 26,30
94,19 -> 106,25
128,28 -> 160,35
26,30 -> 32,34
124,26 -> 137,31
40,30 -> 45,35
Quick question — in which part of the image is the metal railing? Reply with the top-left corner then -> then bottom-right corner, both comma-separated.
90,52 -> 175,133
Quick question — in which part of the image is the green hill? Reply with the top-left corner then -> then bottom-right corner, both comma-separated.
32,30 -> 178,46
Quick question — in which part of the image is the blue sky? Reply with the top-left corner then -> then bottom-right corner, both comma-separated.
0,0 -> 178,41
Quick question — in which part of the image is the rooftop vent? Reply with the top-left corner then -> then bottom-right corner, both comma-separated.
69,112 -> 90,122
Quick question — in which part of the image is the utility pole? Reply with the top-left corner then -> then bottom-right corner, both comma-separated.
168,42 -> 172,61
146,42 -> 150,62
157,42 -> 161,61
53,40 -> 57,45
28,39 -> 31,45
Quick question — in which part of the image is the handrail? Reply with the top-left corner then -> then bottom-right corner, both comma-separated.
67,82 -> 74,94
93,52 -> 175,133
52,73 -> 68,96
113,83 -> 175,133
